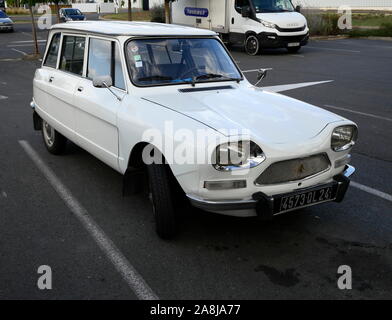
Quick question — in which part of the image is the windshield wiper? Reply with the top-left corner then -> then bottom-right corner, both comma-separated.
195,73 -> 241,83
138,75 -> 173,82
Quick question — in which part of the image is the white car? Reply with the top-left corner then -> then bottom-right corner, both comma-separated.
32,21 -> 358,239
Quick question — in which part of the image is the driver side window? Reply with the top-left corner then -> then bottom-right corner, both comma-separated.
235,0 -> 250,14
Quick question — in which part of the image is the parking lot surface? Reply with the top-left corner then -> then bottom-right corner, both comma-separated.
0,23 -> 391,299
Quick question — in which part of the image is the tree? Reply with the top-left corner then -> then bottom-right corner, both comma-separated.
127,0 -> 132,21
164,0 -> 171,24
7,0 -> 42,55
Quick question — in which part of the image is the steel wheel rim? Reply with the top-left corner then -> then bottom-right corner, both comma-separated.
43,121 -> 55,147
246,36 -> 259,55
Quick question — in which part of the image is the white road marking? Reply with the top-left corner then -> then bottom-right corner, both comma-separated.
11,48 -> 27,56
7,43 -> 46,48
263,80 -> 333,93
1,191 -> 7,198
0,95 -> 8,100
351,181 -> 392,203
307,46 -> 360,53
19,140 -> 159,300
241,69 -> 262,73
289,54 -> 305,58
324,105 -> 392,122
11,40 -> 46,43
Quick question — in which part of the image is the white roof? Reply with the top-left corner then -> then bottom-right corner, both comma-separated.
51,21 -> 217,37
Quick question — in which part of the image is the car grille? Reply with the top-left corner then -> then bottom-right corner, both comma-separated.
279,35 -> 308,42
255,154 -> 331,185
276,25 -> 306,32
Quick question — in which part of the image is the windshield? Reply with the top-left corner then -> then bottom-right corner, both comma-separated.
126,38 -> 242,87
0,10 -> 7,18
252,0 -> 294,13
65,9 -> 82,16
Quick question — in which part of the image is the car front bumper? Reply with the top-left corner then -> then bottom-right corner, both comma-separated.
258,31 -> 309,48
0,24 -> 13,30
187,165 -> 354,216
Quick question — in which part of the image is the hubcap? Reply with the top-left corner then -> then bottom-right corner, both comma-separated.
43,121 -> 55,147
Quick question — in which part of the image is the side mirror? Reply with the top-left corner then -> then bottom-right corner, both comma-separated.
295,5 -> 301,13
255,68 -> 272,87
241,6 -> 251,18
93,75 -> 113,88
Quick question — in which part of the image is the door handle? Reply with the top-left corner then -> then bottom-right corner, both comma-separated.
77,86 -> 84,92
49,76 -> 54,83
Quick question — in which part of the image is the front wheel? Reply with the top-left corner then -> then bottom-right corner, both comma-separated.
287,46 -> 301,53
42,119 -> 67,155
147,163 -> 177,239
245,35 -> 261,56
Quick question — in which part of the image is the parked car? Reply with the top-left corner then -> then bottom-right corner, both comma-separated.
172,0 -> 309,55
59,8 -> 86,22
31,21 -> 357,239
0,10 -> 14,32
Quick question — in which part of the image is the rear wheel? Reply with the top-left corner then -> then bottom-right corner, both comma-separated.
245,35 -> 260,56
147,163 -> 178,239
287,46 -> 301,53
42,119 -> 67,155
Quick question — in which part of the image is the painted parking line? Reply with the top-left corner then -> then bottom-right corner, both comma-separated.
7,43 -> 46,48
11,40 -> 47,43
11,48 -> 27,56
351,181 -> 392,203
19,140 -> 159,301
0,95 -> 8,100
306,46 -> 361,53
263,80 -> 333,93
324,105 -> 392,122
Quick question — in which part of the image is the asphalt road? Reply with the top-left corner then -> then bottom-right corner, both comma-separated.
0,23 -> 391,299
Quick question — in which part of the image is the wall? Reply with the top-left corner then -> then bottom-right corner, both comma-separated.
292,0 -> 392,10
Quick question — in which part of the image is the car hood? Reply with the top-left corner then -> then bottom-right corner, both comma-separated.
256,12 -> 306,28
143,86 -> 343,144
0,17 -> 13,23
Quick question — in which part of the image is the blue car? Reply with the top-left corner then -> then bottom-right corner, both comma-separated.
59,8 -> 86,22
0,10 -> 14,32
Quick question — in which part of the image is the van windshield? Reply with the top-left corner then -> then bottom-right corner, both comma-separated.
126,38 -> 242,87
252,0 -> 294,13
0,10 -> 7,18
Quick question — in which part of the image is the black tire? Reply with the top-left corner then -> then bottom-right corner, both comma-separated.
245,35 -> 261,56
287,46 -> 301,53
147,163 -> 177,239
42,119 -> 67,155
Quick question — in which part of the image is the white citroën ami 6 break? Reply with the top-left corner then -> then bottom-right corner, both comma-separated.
31,21 -> 358,239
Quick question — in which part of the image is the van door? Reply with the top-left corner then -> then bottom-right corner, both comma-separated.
73,37 -> 126,171
230,0 -> 250,44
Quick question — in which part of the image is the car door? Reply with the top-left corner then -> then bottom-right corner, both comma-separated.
73,37 -> 126,171
36,33 -> 86,141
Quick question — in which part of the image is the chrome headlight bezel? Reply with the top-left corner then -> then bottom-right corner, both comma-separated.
331,125 -> 358,152
212,141 -> 266,171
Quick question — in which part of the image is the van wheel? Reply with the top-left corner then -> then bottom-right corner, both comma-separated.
147,163 -> 177,239
287,46 -> 301,53
42,119 -> 67,155
245,35 -> 260,56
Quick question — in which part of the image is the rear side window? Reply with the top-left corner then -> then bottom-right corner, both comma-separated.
44,33 -> 61,68
59,35 -> 86,76
87,38 -> 125,90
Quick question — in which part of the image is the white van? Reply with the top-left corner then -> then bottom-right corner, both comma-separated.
172,0 -> 309,55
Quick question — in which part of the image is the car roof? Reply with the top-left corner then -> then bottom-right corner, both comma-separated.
50,21 -> 217,37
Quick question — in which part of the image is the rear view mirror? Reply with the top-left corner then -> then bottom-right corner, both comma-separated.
93,75 -> 113,88
241,6 -> 251,18
93,75 -> 122,101
295,5 -> 301,13
254,68 -> 272,87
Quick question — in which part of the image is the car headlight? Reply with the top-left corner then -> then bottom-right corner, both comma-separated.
331,125 -> 358,152
213,141 -> 266,171
260,20 -> 276,29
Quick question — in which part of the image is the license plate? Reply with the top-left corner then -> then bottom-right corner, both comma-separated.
274,184 -> 337,214
288,42 -> 300,47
